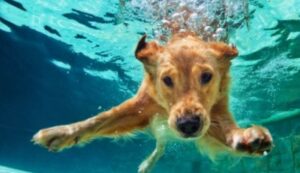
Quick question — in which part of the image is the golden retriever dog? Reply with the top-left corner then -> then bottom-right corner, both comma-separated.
33,32 -> 273,173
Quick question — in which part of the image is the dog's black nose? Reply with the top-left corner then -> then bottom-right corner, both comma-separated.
176,116 -> 202,137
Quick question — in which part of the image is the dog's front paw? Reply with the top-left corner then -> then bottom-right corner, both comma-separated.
32,125 -> 80,152
227,126 -> 273,155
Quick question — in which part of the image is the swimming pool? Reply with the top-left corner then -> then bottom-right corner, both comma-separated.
0,0 -> 300,172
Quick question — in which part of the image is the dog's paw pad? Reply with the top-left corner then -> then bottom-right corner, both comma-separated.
32,125 -> 78,152
229,126 -> 273,155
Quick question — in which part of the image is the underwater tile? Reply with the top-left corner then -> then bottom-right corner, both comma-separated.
210,155 -> 243,173
268,137 -> 294,172
292,135 -> 300,171
272,136 -> 293,155
295,151 -> 300,172
292,135 -> 300,153
240,157 -> 269,173
269,154 -> 294,171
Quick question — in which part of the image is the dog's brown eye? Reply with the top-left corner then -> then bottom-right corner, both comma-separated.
162,76 -> 173,87
200,72 -> 212,84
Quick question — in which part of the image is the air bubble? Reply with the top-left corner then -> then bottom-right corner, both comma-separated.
172,12 -> 181,18
125,0 -> 248,41
204,26 -> 214,33
179,2 -> 186,7
216,28 -> 225,34
215,27 -> 227,39
179,29 -> 187,32
190,13 -> 198,20
212,34 -> 218,39
162,19 -> 170,24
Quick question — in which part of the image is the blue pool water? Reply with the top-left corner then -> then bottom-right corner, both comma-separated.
0,0 -> 300,173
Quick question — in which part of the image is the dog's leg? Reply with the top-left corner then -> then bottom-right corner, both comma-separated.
32,92 -> 164,152
208,97 -> 273,155
138,142 -> 165,173
138,117 -> 167,173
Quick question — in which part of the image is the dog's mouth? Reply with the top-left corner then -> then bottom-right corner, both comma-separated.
181,133 -> 199,138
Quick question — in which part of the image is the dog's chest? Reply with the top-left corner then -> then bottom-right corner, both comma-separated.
149,115 -> 186,141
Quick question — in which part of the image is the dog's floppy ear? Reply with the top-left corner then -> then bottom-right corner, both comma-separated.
135,35 -> 161,65
209,42 -> 238,60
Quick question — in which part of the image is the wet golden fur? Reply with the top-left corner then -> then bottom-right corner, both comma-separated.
33,32 -> 272,173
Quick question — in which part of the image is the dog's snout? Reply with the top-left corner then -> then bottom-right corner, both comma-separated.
176,115 -> 202,137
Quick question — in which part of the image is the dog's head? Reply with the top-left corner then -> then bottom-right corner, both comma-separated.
135,33 -> 238,138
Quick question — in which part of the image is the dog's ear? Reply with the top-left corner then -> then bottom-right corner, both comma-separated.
209,42 -> 238,60
135,35 -> 161,65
